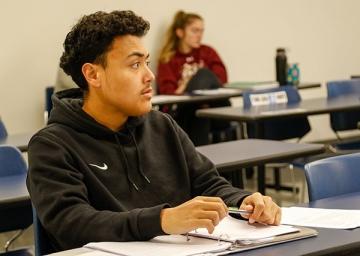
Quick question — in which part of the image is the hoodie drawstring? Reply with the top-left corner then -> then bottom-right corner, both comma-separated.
129,129 -> 151,185
115,129 -> 151,192
115,135 -> 139,191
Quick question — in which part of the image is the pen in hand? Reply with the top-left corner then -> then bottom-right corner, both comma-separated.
228,207 -> 253,215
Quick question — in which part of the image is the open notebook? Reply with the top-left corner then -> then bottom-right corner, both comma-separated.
84,216 -> 317,256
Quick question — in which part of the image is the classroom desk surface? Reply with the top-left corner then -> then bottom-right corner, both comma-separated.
152,82 -> 321,106
49,192 -> 360,256
240,192 -> 360,256
196,95 -> 360,139
196,95 -> 360,122
225,81 -> 320,90
196,139 -> 325,172
197,139 -> 325,194
151,88 -> 243,106
0,132 -> 34,152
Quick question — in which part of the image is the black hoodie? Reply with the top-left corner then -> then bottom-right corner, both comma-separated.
26,88 -> 249,251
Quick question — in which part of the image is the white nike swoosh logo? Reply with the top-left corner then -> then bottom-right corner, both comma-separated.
89,163 -> 108,170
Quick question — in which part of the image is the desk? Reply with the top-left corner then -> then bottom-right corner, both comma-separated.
196,139 -> 324,194
240,192 -> 360,256
0,132 -> 34,152
196,96 -> 360,138
226,81 -> 321,91
49,192 -> 360,256
151,88 -> 243,106
152,83 -> 321,107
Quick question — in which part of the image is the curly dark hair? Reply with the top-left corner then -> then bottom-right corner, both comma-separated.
60,10 -> 150,90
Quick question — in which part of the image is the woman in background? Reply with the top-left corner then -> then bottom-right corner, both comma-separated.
157,10 -> 232,145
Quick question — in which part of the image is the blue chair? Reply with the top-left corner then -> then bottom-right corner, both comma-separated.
294,80 -> 360,179
304,153 -> 360,201
327,79 -> 360,151
32,207 -> 55,256
327,79 -> 360,138
243,86 -> 311,193
0,146 -> 32,252
0,118 -> 8,139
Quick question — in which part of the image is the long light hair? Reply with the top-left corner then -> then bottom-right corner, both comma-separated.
158,10 -> 202,63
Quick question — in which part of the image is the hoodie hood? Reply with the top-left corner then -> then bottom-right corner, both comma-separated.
48,88 -> 150,191
48,88 -> 145,140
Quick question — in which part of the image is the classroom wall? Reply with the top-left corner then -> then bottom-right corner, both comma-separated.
1,0 -> 359,141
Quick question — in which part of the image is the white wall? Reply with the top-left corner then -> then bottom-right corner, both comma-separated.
1,0 -> 359,141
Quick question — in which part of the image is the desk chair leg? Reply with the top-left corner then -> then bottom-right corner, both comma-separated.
289,164 -> 298,202
335,131 -> 342,141
230,170 -> 244,189
274,168 -> 281,191
258,166 -> 266,195
4,229 -> 25,251
242,168 -> 247,187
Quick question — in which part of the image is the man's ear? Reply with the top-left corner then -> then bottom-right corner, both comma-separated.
175,28 -> 184,39
82,63 -> 101,88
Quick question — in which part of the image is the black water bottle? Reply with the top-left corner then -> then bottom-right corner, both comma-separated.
275,48 -> 287,86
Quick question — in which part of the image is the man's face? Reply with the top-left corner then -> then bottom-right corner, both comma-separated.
95,35 -> 154,117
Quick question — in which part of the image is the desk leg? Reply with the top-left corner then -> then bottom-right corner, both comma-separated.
255,122 -> 266,195
254,121 -> 265,139
231,170 -> 244,189
258,165 -> 265,195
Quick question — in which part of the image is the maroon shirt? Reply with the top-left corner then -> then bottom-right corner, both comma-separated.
157,45 -> 227,95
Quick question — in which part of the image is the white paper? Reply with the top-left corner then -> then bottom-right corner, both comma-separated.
189,216 -> 298,242
281,207 -> 360,229
249,83 -> 279,90
84,235 -> 232,256
151,95 -> 191,104
192,88 -> 241,95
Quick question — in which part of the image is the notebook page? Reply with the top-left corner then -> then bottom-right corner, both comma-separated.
189,216 -> 298,242
281,207 -> 360,229
84,235 -> 232,256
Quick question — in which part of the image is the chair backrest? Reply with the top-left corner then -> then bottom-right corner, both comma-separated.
32,207 -> 55,256
327,79 -> 360,132
0,145 -> 27,176
0,146 -> 32,233
304,153 -> 360,201
0,118 -> 8,139
242,85 -> 311,140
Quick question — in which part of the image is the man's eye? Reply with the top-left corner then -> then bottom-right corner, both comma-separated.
131,63 -> 140,69
146,61 -> 150,66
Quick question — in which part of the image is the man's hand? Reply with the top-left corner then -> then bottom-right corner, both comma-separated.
160,196 -> 227,235
240,192 -> 281,225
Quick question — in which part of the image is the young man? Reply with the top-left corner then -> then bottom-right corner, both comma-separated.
27,10 -> 281,251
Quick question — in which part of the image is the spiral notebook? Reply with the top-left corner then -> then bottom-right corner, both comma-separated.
84,216 -> 317,256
